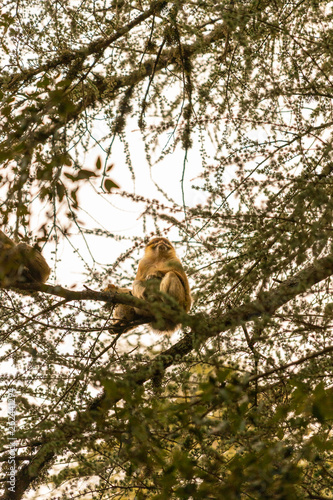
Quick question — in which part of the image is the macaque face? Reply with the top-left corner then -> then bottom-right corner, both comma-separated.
146,238 -> 174,257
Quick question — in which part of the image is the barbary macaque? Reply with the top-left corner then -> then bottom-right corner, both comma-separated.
0,230 -> 50,286
132,237 -> 191,332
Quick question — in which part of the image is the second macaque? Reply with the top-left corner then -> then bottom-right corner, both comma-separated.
132,237 -> 191,333
0,230 -> 50,286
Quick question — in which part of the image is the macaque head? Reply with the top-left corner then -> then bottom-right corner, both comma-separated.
145,237 -> 175,259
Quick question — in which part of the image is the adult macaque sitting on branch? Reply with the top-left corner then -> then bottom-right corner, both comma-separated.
0,230 -> 50,286
108,237 -> 191,333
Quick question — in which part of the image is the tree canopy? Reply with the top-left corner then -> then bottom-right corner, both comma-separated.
1,0 -> 333,498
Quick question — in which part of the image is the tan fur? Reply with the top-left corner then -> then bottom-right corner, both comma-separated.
0,230 -> 50,285
132,237 -> 191,332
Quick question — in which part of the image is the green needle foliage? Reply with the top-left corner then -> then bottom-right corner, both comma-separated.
0,1 -> 333,499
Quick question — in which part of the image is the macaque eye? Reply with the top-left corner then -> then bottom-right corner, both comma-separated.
156,242 -> 170,249
146,238 -> 173,252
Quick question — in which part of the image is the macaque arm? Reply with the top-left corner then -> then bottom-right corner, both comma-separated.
132,279 -> 148,300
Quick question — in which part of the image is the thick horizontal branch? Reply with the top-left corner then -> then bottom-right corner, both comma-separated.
204,253 -> 333,339
4,252 -> 333,499
6,250 -> 333,344
8,282 -> 138,304
6,281 -> 184,321
249,344 -> 333,383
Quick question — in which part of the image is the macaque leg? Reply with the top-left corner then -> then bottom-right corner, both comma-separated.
160,271 -> 186,308
113,303 -> 138,325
